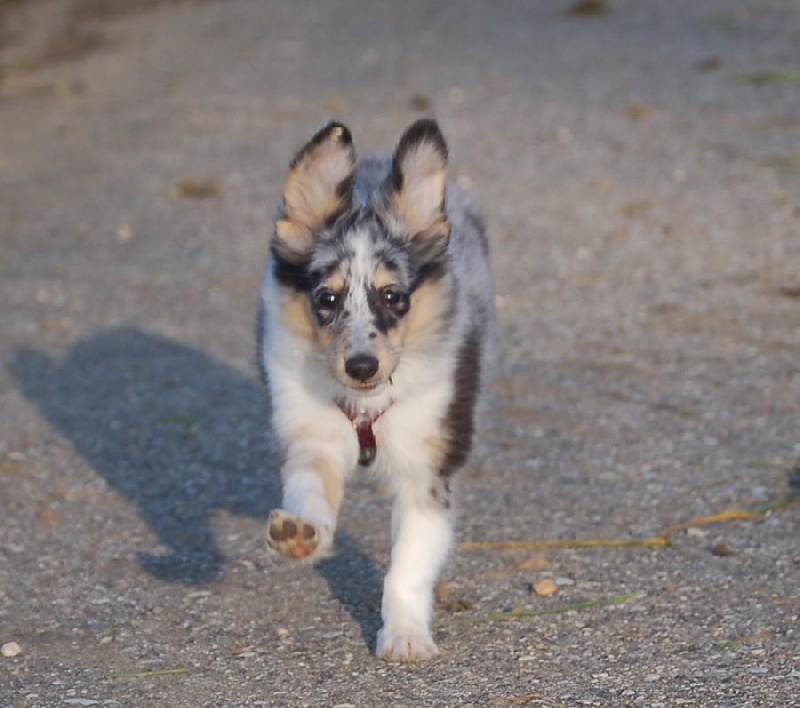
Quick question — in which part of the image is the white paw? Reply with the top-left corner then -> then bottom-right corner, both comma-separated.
266,509 -> 332,561
376,628 -> 439,662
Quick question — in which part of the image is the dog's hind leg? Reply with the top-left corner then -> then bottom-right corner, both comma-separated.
376,481 -> 453,661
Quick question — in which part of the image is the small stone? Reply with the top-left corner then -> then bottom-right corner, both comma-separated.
711,539 -> 733,557
323,97 -> 347,114
695,56 -> 722,72
555,577 -> 575,587
533,578 -> 558,597
434,581 -> 453,602
172,178 -> 220,200
1,641 -> 22,657
435,581 -> 474,612
408,94 -> 432,112
36,506 -> 62,526
117,224 -> 135,242
625,104 -> 655,120
568,0 -> 609,17
686,527 -> 707,540
275,627 -> 289,637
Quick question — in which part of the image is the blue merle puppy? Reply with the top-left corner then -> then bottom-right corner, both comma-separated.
259,118 -> 494,661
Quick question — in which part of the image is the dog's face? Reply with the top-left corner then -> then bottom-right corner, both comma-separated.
271,120 -> 451,393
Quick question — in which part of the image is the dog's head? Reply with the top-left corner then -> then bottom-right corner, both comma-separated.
270,119 -> 452,393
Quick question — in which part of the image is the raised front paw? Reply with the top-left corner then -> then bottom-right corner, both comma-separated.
376,627 -> 439,662
267,509 -> 322,560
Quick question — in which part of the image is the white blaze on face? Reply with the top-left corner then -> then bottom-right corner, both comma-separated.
342,228 -> 378,354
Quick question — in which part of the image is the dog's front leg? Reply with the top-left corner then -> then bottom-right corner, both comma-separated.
267,431 -> 355,561
376,481 -> 453,661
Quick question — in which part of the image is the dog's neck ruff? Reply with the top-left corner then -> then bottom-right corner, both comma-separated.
337,399 -> 393,466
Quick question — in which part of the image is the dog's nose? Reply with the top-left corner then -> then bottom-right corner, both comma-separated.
345,354 -> 379,382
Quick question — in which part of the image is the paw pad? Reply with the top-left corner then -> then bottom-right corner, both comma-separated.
267,510 -> 319,559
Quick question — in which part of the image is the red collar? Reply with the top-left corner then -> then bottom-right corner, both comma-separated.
337,400 -> 393,466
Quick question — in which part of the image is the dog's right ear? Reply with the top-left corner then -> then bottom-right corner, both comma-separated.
274,122 -> 356,262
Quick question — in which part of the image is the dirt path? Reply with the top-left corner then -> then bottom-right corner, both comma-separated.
2,1 -> 799,705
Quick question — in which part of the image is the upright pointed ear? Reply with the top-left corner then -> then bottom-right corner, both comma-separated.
388,119 -> 450,246
274,121 -> 356,262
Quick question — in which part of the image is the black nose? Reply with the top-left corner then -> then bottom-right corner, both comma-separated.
345,354 -> 379,382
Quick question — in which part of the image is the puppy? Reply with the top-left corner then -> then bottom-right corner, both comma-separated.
259,119 -> 494,661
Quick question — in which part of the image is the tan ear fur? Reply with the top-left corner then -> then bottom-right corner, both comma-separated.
274,218 -> 313,259
275,122 -> 355,259
389,119 -> 449,239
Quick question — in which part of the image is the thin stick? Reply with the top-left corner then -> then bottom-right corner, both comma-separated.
755,492 -> 800,514
660,508 -> 759,536
437,592 -> 641,627
458,537 -> 669,551
109,668 -> 189,679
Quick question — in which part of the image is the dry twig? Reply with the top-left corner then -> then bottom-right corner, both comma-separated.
459,537 -> 669,551
109,668 -> 189,680
437,593 -> 641,627
660,508 -> 759,536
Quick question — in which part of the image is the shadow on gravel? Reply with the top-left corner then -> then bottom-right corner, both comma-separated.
11,327 -> 276,584
318,536 -> 385,648
10,327 -> 384,640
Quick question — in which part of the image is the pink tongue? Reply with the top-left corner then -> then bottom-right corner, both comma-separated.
355,420 -> 377,466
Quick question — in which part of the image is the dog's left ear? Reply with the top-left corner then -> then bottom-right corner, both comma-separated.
388,119 -> 450,250
275,121 -> 356,262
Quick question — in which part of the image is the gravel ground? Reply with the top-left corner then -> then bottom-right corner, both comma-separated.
1,1 -> 799,706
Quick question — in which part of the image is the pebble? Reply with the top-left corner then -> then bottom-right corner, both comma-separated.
533,578 -> 558,597
116,224 -> 135,242
1,641 -> 22,657
711,539 -> 733,557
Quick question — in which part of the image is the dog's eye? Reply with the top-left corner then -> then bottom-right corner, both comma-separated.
382,287 -> 407,308
314,289 -> 339,309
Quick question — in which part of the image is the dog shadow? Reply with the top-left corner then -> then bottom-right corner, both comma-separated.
10,327 -> 383,642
